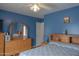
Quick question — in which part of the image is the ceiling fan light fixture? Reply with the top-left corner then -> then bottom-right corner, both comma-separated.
30,4 -> 40,12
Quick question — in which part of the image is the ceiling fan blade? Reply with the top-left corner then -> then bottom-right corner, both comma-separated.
24,4 -> 33,7
38,4 -> 52,10
25,3 -> 39,7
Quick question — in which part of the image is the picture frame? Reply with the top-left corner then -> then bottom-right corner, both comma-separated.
64,16 -> 70,24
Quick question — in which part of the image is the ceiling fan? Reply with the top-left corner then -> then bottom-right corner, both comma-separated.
25,3 -> 52,12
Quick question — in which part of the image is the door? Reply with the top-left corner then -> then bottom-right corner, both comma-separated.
36,22 -> 44,46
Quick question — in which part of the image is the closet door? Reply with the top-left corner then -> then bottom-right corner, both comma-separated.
36,22 -> 44,46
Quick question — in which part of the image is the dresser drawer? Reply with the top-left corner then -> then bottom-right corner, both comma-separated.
72,37 -> 79,44
5,38 -> 32,56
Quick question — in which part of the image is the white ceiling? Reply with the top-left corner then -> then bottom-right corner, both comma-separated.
0,3 -> 79,18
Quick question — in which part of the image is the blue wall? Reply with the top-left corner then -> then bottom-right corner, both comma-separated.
44,6 -> 79,41
0,9 -> 43,46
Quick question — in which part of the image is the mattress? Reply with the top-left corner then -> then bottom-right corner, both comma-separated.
19,43 -> 79,56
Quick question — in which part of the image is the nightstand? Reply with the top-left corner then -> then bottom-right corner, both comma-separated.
33,42 -> 48,48
41,42 -> 48,46
37,42 -> 48,47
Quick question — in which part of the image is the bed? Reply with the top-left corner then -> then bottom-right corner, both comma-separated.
19,42 -> 79,56
19,34 -> 79,56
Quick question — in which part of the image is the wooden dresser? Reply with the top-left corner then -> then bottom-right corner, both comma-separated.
5,38 -> 32,56
49,34 -> 70,43
0,32 -> 32,56
49,33 -> 79,44
0,33 -> 4,56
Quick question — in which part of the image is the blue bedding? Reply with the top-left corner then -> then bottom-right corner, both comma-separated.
19,42 -> 79,56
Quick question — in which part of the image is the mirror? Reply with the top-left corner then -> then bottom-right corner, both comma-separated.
8,22 -> 28,39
